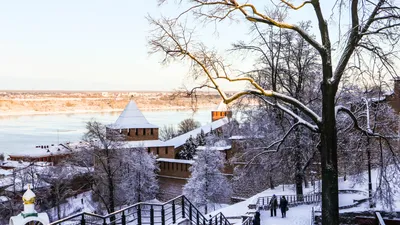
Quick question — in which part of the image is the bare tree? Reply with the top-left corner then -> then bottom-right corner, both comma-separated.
40,166 -> 76,220
72,120 -> 159,221
159,124 -> 178,141
149,1 -> 400,224
231,17 -> 321,197
177,118 -> 201,135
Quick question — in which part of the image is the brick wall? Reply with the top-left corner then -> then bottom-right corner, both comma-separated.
147,146 -> 175,158
158,161 -> 192,178
211,111 -> 232,122
106,127 -> 159,141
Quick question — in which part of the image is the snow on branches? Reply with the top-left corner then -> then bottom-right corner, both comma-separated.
183,146 -> 232,214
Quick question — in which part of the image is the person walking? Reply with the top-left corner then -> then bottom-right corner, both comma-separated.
269,194 -> 278,217
252,211 -> 260,225
279,196 -> 288,218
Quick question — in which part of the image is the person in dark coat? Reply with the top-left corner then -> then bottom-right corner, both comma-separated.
269,194 -> 278,217
252,211 -> 260,225
279,196 -> 288,218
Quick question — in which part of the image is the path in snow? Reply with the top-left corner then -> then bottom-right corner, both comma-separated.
259,205 -> 313,225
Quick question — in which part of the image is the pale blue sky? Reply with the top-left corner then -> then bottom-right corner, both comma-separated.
0,1 -> 339,91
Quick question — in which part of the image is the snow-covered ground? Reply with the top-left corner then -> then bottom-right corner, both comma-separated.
260,205 -> 312,225
208,166 -> 400,225
46,191 -> 98,221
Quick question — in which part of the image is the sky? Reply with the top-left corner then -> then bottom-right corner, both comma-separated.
0,1 -> 341,91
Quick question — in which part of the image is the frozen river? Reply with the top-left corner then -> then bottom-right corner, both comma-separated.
0,109 -> 212,156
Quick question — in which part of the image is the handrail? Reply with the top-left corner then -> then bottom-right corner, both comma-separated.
50,195 -> 231,225
375,212 -> 386,225
256,193 -> 321,208
310,207 -> 315,225
241,216 -> 253,225
107,195 -> 185,217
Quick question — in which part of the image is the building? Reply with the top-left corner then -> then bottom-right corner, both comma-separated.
103,100 -> 233,200
5,99 -> 234,200
7,143 -> 82,166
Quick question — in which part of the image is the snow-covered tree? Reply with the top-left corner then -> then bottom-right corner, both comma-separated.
120,148 -> 159,203
196,129 -> 206,146
179,136 -> 197,160
40,166 -> 75,220
183,146 -> 232,214
72,120 -> 159,221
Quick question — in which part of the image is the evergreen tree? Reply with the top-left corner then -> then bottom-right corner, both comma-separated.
179,136 -> 197,160
183,146 -> 232,214
196,129 -> 206,146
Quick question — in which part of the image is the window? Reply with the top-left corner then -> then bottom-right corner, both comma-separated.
143,129 -> 146,135
135,129 -> 138,136
165,147 -> 168,155
148,148 -> 150,154
157,147 -> 159,155
127,129 -> 130,136
151,128 -> 154,135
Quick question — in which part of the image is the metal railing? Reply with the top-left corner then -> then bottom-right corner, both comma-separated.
50,195 -> 231,225
375,212 -> 386,225
310,207 -> 315,225
241,215 -> 253,225
256,193 -> 321,209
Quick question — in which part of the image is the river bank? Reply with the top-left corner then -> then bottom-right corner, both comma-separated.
0,91 -> 222,116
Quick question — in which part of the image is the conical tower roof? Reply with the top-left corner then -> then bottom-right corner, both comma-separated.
109,100 -> 158,129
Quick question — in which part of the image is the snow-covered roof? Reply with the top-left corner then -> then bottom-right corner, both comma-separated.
196,145 -> 231,151
8,142 -> 85,158
0,168 -> 12,176
196,139 -> 231,151
0,196 -> 9,203
165,117 -> 230,148
229,135 -> 264,140
157,158 -> 194,164
122,140 -> 173,148
214,101 -> 229,111
107,100 -> 158,129
5,181 -> 50,192
0,160 -> 32,169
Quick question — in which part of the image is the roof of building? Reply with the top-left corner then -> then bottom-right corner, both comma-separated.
214,100 -> 230,111
165,117 -> 230,148
157,158 -> 194,164
196,145 -> 231,151
8,142 -> 84,158
196,140 -> 231,151
122,140 -> 173,148
107,100 -> 158,129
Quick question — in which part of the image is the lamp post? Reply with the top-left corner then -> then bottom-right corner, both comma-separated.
362,97 -> 374,208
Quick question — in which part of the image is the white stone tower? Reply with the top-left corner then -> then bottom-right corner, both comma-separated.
9,185 -> 50,225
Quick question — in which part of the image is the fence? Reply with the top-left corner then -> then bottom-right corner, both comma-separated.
256,193 -> 321,209
49,195 -> 231,225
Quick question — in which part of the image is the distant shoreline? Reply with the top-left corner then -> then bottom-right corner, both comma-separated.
0,91 -> 223,118
0,106 -> 213,117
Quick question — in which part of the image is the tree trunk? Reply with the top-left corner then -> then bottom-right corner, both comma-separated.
320,83 -> 339,225
295,173 -> 303,201
304,175 -> 309,188
107,156 -> 116,224
269,175 -> 274,189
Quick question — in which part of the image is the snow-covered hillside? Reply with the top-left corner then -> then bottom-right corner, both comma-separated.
208,166 -> 400,225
